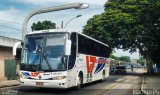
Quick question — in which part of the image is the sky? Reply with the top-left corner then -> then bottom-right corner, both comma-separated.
0,0 -> 139,59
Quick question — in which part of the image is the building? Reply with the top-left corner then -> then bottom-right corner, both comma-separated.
0,36 -> 21,80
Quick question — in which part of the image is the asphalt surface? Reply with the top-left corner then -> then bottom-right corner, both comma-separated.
0,68 -> 144,95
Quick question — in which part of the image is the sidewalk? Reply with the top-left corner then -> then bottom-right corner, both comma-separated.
141,74 -> 160,95
0,80 -> 20,88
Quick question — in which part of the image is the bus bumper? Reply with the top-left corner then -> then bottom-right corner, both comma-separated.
20,78 -> 68,88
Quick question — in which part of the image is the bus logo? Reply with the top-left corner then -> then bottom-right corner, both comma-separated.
31,72 -> 40,77
86,56 -> 96,73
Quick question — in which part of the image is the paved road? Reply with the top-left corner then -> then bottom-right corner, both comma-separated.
0,68 -> 144,95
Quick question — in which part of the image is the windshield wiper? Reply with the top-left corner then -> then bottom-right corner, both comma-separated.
43,54 -> 52,70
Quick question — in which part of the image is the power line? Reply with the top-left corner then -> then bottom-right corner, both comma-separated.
0,24 -> 22,31
0,30 -> 21,35
0,19 -> 31,26
0,19 -> 22,26
0,30 -> 22,34
0,30 -> 21,39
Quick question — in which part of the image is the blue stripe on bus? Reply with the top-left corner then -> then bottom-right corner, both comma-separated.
94,64 -> 105,74
22,72 -> 31,76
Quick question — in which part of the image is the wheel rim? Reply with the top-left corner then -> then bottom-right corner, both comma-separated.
77,76 -> 82,88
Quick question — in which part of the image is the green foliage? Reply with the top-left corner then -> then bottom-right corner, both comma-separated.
110,54 -> 119,60
110,54 -> 131,62
137,57 -> 145,65
83,0 -> 160,65
31,20 -> 56,31
118,56 -> 131,62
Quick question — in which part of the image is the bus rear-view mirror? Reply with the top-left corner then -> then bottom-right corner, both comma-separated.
13,42 -> 22,56
65,40 -> 71,55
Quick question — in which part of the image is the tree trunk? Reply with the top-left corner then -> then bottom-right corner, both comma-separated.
146,58 -> 153,74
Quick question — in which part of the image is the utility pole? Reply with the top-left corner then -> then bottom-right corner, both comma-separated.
61,21 -> 64,29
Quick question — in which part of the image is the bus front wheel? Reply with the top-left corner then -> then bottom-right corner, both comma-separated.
76,74 -> 83,89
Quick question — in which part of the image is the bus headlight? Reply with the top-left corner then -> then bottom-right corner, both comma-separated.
52,76 -> 66,80
20,74 -> 28,79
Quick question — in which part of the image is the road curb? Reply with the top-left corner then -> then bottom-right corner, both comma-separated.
0,84 -> 20,88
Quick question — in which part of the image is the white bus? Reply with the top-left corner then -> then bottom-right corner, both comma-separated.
16,29 -> 110,88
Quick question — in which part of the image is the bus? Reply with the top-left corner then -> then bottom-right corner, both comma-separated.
15,29 -> 111,88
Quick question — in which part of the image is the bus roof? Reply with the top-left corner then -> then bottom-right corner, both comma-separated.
27,29 -> 109,47
28,29 -> 78,34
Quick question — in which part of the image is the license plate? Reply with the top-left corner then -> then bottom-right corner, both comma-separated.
36,82 -> 43,86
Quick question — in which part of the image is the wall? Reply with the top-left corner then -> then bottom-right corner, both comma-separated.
0,36 -> 21,79
0,36 -> 20,47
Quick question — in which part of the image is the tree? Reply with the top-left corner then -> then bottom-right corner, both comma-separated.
152,47 -> 160,63
110,54 -> 131,62
110,54 -> 119,60
31,20 -> 56,31
119,56 -> 131,62
137,57 -> 145,66
83,0 -> 160,73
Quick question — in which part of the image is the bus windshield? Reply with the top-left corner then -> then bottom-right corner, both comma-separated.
21,33 -> 68,72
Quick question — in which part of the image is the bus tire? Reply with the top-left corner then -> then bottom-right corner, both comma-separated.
101,70 -> 105,81
76,73 -> 83,89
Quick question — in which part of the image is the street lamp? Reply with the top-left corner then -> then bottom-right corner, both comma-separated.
22,3 -> 89,39
64,15 -> 82,29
